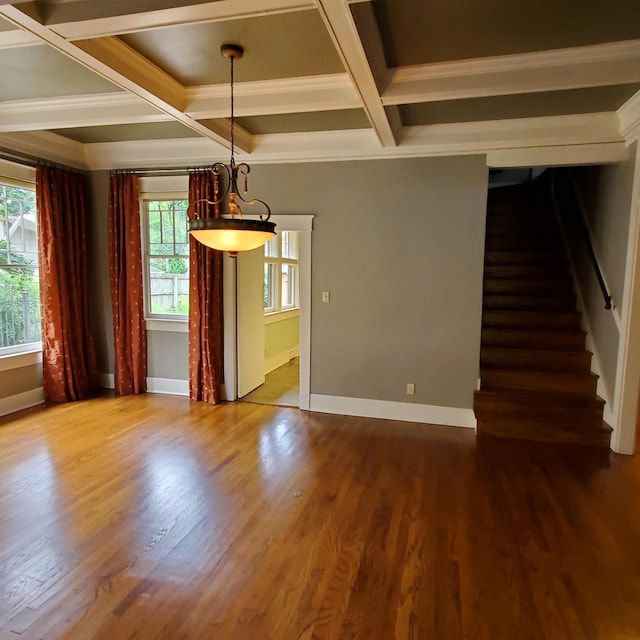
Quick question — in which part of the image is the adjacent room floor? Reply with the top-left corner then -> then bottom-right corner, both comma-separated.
0,394 -> 639,639
242,357 -> 300,407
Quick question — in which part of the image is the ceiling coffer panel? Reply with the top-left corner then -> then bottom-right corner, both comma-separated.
118,10 -> 345,86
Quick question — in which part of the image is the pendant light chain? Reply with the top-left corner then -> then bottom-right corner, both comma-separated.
230,53 -> 235,167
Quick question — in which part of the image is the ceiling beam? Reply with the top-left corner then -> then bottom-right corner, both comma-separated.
0,4 -> 250,152
384,40 -> 640,105
314,0 -> 399,147
187,74 -> 360,119
44,0 -> 316,40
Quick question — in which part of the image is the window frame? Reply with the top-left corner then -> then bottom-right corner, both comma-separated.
0,177 -> 41,357
141,195 -> 190,322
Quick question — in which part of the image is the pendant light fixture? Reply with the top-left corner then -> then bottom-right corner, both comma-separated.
188,44 -> 275,256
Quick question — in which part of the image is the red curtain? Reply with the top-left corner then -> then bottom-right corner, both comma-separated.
188,171 -> 224,403
36,165 -> 97,402
108,173 -> 147,395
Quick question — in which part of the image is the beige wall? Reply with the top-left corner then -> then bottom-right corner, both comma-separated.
0,362 -> 42,399
265,315 -> 300,371
571,147 -> 638,397
88,155 -> 488,409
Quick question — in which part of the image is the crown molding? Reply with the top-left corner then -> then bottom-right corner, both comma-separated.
486,143 -> 629,168
385,40 -> 640,105
618,90 -> 640,144
83,137 -> 227,170
0,92 -> 165,132
0,131 -> 87,169
76,112 -> 625,169
0,28 -> 39,48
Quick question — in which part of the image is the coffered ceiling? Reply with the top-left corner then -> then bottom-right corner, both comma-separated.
0,0 -> 639,170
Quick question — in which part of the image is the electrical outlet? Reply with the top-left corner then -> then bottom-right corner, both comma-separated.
406,383 -> 415,395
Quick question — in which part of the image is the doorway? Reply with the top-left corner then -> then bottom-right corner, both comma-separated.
223,215 -> 313,410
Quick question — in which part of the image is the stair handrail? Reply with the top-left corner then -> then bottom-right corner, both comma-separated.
549,168 -> 613,310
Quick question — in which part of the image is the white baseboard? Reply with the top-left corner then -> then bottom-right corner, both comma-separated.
309,394 -> 477,429
97,372 -> 189,397
0,387 -> 45,417
265,346 -> 300,375
147,377 -> 189,396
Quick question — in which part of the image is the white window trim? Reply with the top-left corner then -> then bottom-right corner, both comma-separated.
0,348 -> 42,372
264,308 -> 300,325
146,318 -> 189,333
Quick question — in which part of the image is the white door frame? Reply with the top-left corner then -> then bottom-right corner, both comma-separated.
223,214 -> 314,409
612,144 -> 640,454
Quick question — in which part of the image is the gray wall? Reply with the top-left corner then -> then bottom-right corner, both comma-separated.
89,155 -> 488,410
89,170 -> 114,376
571,144 -> 638,397
249,156 -> 488,408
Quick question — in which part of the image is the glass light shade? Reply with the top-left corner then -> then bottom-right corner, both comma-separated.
189,217 -> 276,252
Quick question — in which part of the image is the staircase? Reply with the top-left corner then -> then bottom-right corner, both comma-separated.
474,182 -> 612,447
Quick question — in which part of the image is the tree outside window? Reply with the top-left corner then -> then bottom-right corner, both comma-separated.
0,182 -> 40,353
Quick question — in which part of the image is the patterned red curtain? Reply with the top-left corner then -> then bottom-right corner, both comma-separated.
188,170 -> 224,403
36,165 -> 97,402
108,173 -> 147,395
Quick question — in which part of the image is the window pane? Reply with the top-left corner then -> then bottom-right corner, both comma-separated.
1,185 -> 38,265
0,183 -> 40,351
0,268 -> 40,349
264,262 -> 276,310
281,231 -> 299,260
265,235 -> 279,258
148,257 -> 189,315
281,263 -> 297,309
145,199 -> 190,317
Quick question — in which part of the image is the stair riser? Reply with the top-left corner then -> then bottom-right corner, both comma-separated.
477,420 -> 612,447
484,251 -> 567,266
483,280 -> 574,295
483,311 -> 581,330
481,370 -> 598,396
483,295 -> 576,311
481,349 -> 592,373
475,406 -> 604,429
485,237 -> 563,250
482,329 -> 586,350
484,265 -> 568,279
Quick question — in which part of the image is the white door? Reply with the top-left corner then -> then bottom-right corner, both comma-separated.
236,247 -> 265,397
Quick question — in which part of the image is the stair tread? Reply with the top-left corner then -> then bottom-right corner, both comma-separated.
475,387 -> 605,408
481,366 -> 598,380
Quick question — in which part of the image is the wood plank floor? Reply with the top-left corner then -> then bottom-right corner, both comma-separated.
242,358 -> 300,407
0,395 -> 639,639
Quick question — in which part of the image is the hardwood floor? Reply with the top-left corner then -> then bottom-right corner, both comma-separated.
1,395 -> 639,639
242,358 -> 300,407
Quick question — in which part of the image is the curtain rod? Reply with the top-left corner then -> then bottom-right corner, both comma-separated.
0,147 -> 87,174
0,148 -> 209,177
111,166 -> 214,177
0,148 -> 39,168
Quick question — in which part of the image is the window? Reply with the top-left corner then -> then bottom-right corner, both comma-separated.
0,180 -> 40,355
143,199 -> 190,318
264,231 -> 300,314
